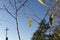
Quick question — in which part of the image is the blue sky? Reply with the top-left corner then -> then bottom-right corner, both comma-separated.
0,0 -> 57,40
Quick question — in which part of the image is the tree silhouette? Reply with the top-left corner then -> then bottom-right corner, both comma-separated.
32,0 -> 60,40
31,19 -> 50,40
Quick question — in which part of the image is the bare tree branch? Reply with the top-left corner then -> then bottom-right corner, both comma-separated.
14,0 -> 17,9
43,9 -> 49,19
9,0 -> 15,8
17,0 -> 28,11
14,0 -> 21,40
4,5 -> 16,19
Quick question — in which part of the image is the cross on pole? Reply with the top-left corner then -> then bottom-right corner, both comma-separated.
5,27 -> 9,40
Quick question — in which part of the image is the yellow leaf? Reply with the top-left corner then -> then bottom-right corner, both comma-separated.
38,0 -> 48,7
28,18 -> 32,27
49,13 -> 54,25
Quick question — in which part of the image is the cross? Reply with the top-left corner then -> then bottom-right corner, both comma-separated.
5,27 -> 9,37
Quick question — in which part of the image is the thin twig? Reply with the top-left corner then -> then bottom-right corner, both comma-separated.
43,9 -> 49,19
4,5 -> 16,19
17,0 -> 28,11
14,0 -> 17,9
9,0 -> 15,8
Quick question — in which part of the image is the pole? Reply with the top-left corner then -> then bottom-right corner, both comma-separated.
5,27 -> 9,40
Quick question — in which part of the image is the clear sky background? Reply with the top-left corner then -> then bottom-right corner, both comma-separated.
0,0 -> 56,40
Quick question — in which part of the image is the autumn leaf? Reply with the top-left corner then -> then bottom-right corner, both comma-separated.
49,13 -> 55,25
38,0 -> 48,7
28,17 -> 32,27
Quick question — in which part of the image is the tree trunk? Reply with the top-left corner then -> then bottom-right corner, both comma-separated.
16,11 -> 21,40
